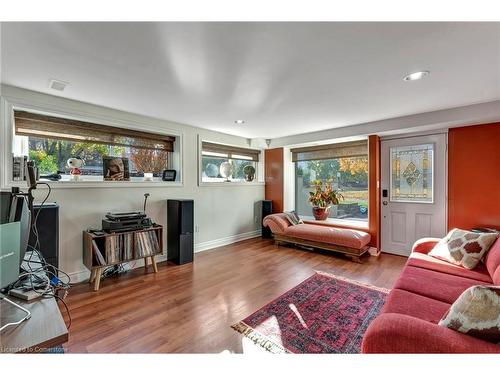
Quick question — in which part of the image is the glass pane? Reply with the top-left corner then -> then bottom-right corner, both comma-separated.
201,156 -> 256,182
390,143 -> 433,203
295,156 -> 368,221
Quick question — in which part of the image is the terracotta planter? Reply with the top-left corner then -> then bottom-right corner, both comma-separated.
312,206 -> 330,220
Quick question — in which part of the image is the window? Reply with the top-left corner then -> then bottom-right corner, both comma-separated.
292,141 -> 369,222
390,143 -> 433,203
12,110 -> 175,182
201,142 -> 260,183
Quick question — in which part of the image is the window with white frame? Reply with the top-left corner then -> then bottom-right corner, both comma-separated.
11,110 -> 176,182
292,140 -> 369,222
201,141 -> 260,183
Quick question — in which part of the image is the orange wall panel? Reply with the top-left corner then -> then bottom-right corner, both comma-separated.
448,123 -> 500,230
265,148 -> 284,213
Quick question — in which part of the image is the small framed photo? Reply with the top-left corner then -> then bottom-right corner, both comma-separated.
103,156 -> 130,181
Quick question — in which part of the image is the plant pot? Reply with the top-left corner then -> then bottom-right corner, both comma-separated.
312,206 -> 330,220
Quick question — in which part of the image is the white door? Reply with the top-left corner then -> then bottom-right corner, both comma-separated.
381,133 -> 447,256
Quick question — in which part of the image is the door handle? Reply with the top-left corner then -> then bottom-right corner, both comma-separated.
382,201 -> 388,206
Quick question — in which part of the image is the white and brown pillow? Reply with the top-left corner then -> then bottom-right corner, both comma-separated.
439,285 -> 500,343
283,211 -> 303,226
428,228 -> 498,269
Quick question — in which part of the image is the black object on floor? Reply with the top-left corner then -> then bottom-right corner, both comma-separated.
261,200 -> 273,239
167,199 -> 194,265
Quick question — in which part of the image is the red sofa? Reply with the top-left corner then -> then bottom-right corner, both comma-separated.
361,236 -> 500,353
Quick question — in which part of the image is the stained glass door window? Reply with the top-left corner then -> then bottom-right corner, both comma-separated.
390,143 -> 433,203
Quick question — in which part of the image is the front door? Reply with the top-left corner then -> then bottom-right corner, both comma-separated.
380,133 -> 447,256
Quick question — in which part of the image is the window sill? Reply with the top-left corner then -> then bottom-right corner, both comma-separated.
6,180 -> 184,189
301,216 -> 369,230
198,181 -> 265,187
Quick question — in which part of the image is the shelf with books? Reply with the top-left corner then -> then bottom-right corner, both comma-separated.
83,225 -> 163,291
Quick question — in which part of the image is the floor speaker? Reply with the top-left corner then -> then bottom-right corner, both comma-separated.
261,200 -> 273,238
167,199 -> 194,264
28,203 -> 59,272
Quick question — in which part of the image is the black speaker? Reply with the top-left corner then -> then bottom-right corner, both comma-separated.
261,200 -> 273,239
28,203 -> 59,272
167,199 -> 194,265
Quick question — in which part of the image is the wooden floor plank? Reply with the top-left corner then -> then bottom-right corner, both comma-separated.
61,238 -> 406,353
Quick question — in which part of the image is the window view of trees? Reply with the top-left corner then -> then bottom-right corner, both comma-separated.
296,156 -> 368,221
26,137 -> 167,178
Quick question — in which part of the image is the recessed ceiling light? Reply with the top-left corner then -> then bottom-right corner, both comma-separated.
48,79 -> 69,91
235,120 -> 245,124
403,71 -> 430,81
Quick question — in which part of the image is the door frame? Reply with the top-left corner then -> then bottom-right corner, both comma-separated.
379,129 -> 448,255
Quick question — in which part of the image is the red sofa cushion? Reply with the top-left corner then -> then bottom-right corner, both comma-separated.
382,289 -> 451,323
393,265 -> 489,304
362,313 -> 500,353
485,238 -> 500,284
284,224 -> 371,249
407,252 -> 492,283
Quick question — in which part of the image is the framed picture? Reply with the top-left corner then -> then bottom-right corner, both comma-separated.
103,156 -> 130,181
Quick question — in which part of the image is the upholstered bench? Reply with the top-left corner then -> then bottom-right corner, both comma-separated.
263,213 -> 371,262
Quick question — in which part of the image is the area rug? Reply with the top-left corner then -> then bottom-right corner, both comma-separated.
231,271 -> 389,353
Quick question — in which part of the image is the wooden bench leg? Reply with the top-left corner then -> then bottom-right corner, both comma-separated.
347,255 -> 363,263
144,256 -> 148,270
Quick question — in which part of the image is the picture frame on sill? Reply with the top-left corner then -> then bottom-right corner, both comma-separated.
103,156 -> 130,181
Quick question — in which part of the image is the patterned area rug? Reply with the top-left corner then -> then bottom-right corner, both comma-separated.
232,271 -> 389,353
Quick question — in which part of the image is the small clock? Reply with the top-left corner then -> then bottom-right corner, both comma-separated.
162,169 -> 177,181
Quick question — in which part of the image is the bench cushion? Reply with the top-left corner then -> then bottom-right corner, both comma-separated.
283,224 -> 370,250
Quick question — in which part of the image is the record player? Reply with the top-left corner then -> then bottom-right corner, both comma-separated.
102,211 -> 153,233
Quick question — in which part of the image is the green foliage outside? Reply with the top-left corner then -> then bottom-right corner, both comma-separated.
28,137 -> 125,174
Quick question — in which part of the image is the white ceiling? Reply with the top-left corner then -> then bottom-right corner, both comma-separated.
1,22 -> 499,139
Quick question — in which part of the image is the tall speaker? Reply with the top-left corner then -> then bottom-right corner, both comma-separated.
261,200 -> 273,239
28,203 -> 59,271
167,199 -> 194,265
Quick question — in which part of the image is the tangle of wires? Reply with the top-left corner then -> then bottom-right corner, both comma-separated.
6,182 -> 73,329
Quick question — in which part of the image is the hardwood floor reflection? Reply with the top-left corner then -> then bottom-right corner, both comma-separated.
62,237 -> 406,353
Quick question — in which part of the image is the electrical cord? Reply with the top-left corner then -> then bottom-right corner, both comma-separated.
9,182 -> 72,329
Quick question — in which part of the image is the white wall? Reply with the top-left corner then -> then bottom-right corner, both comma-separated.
0,85 -> 265,281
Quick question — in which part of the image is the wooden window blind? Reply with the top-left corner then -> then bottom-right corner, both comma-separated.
201,141 -> 260,161
291,140 -> 367,162
14,110 -> 175,152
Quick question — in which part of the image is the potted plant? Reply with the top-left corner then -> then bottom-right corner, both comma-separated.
308,179 -> 344,220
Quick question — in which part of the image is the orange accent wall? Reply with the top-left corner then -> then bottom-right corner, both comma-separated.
448,123 -> 500,231
368,135 -> 381,249
265,148 -> 284,213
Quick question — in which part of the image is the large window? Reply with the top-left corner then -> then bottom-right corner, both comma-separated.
12,110 -> 175,182
201,142 -> 260,183
293,141 -> 369,222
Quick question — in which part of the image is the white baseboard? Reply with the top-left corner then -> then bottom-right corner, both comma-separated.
66,230 -> 262,284
194,229 -> 262,253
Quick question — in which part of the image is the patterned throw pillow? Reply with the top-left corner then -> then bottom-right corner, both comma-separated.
428,228 -> 498,269
283,211 -> 303,226
439,285 -> 500,343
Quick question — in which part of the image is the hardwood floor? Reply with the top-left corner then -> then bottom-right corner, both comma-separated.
61,237 -> 406,353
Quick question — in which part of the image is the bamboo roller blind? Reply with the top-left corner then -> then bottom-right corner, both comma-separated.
291,140 -> 367,162
14,110 -> 175,152
202,141 -> 260,161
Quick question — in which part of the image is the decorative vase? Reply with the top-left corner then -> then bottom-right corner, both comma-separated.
312,206 -> 330,220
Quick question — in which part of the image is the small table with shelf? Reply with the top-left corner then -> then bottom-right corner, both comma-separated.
83,225 -> 164,291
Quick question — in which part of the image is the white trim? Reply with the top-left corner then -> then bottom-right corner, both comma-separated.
197,134 -> 264,186
7,179 -> 184,190
194,230 -> 262,252
0,95 -> 185,189
66,231 -> 262,283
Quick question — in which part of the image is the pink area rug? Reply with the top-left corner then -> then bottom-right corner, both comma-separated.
232,271 -> 389,353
